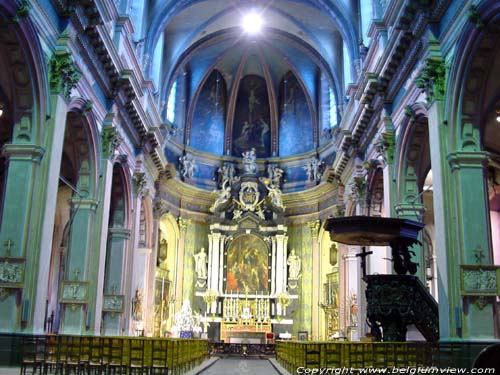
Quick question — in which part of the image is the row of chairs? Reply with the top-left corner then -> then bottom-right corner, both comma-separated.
20,335 -> 209,375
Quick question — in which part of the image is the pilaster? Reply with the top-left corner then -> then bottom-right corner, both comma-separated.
447,150 -> 495,340
102,227 -> 131,336
60,197 -> 98,334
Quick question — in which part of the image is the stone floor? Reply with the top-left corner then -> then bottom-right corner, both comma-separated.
191,357 -> 288,375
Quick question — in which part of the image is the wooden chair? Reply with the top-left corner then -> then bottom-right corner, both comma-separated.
304,343 -> 321,369
102,337 -> 125,375
150,339 -> 169,375
20,335 -> 45,375
128,338 -> 146,374
43,335 -> 63,375
83,336 -> 103,375
59,335 -> 82,374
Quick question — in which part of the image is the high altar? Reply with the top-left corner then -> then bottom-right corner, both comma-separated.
193,153 -> 298,342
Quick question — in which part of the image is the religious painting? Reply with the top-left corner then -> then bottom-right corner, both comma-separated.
232,75 -> 271,157
225,234 -> 269,293
278,72 -> 313,156
190,70 -> 226,155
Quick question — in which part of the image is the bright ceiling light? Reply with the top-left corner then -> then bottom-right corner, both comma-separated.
242,11 -> 263,35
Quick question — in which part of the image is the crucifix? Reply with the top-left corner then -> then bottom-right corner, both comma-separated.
356,246 -> 373,279
4,240 -> 13,257
73,268 -> 81,281
110,284 -> 118,295
474,246 -> 485,265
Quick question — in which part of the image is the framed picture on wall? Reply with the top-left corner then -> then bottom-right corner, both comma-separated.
298,331 -> 308,341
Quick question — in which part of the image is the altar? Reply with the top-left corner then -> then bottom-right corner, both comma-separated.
192,156 -> 299,342
226,330 -> 267,344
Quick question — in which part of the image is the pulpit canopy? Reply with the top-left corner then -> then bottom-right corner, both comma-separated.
323,216 -> 425,246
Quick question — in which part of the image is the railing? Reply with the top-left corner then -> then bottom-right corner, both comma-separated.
17,334 -> 209,375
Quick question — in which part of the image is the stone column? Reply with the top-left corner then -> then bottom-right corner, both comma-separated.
308,221 -> 321,340
90,119 -> 122,335
275,233 -> 288,316
33,94 -> 68,333
0,144 -> 44,332
344,247 -> 361,340
177,217 -> 190,309
208,232 -> 222,294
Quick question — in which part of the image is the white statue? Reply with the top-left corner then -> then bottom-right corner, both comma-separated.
242,148 -> 257,174
210,180 -> 232,213
218,163 -> 237,186
266,183 -> 284,209
303,157 -> 323,182
267,164 -> 284,187
179,155 -> 196,179
287,249 -> 301,279
193,247 -> 208,279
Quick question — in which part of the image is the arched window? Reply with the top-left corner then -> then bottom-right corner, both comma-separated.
166,81 -> 177,123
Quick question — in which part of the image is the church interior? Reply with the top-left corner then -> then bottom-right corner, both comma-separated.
0,0 -> 499,371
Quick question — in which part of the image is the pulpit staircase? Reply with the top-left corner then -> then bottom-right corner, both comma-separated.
365,274 -> 439,342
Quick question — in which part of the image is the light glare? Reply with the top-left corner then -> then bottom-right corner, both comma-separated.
242,11 -> 263,34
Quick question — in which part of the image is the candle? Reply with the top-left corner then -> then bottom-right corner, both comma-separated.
161,277 -> 165,300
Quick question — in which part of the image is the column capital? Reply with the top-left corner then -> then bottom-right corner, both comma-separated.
447,151 -> 489,171
108,227 -> 132,239
2,144 -> 45,163
177,217 -> 191,233
307,220 -> 321,238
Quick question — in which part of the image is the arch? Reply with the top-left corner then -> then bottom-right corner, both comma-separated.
0,1 -> 49,145
446,1 -> 500,152
395,103 -> 431,204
